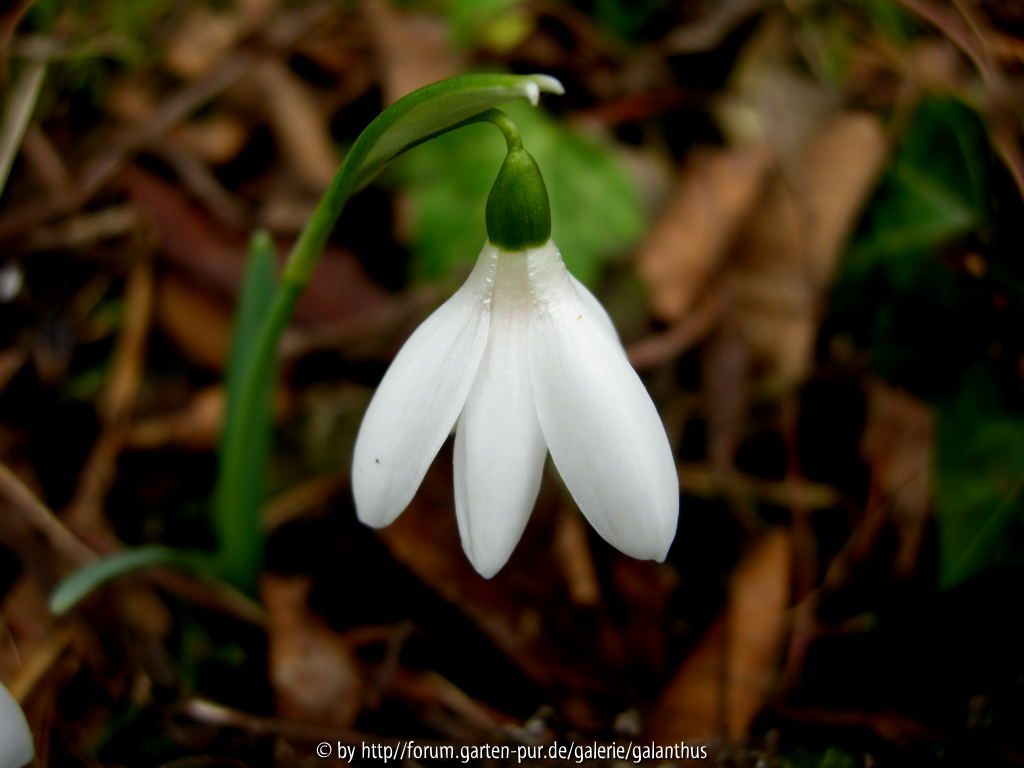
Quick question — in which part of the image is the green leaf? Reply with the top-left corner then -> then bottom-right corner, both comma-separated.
935,369 -> 1024,588
212,231 -> 278,592
848,98 -> 987,278
49,546 -> 212,615
399,100 -> 646,286
829,98 -> 993,389
862,0 -> 918,42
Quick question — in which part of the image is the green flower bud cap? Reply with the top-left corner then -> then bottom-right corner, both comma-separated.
486,146 -> 551,251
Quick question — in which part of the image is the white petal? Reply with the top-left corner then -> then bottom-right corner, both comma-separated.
527,241 -> 678,560
454,249 -> 546,577
1,682 -> 33,768
352,244 -> 499,527
570,275 -> 619,344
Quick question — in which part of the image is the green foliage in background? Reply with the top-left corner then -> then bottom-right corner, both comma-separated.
935,369 -> 1024,587
398,100 -> 646,286
831,99 -> 989,386
832,97 -> 1024,588
590,0 -> 670,40
28,0 -> 176,46
26,0 -> 176,110
797,0 -> 918,84
849,99 -> 987,277
445,0 -> 532,50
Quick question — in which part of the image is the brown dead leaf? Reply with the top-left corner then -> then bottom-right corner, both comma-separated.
64,255 -> 155,544
648,529 -> 792,741
103,258 -> 154,423
170,113 -> 248,165
860,380 -> 934,576
393,669 -> 515,738
125,169 -> 391,330
165,8 -> 246,80
123,386 -> 225,451
552,506 -> 600,608
1,578 -> 52,673
0,461 -> 96,575
364,0 -> 463,104
263,575 -> 363,727
255,57 -> 338,190
125,169 -> 247,294
729,112 -> 887,388
637,144 -> 771,322
4,623 -> 79,704
156,273 -> 233,370
663,0 -> 765,54
27,206 -> 140,252
106,78 -> 157,124
0,348 -> 27,394
718,16 -> 839,157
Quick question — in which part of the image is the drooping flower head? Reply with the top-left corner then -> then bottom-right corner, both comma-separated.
353,96 -> 678,577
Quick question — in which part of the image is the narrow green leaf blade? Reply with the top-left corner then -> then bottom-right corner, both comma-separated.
212,230 -> 278,591
50,546 -> 211,615
224,231 -> 277,425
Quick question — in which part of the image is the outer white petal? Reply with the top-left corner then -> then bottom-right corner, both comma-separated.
352,245 -> 499,527
527,241 -> 678,560
570,275 -> 618,344
1,682 -> 33,768
454,249 -> 546,578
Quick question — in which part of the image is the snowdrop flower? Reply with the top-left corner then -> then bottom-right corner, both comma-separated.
353,115 -> 678,577
1,681 -> 33,768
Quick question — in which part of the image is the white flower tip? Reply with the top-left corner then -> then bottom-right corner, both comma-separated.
459,519 -> 519,579
525,74 -> 565,104
615,523 -> 677,563
351,463 -> 407,529
1,682 -> 34,768
468,554 -> 503,580
352,483 -> 400,530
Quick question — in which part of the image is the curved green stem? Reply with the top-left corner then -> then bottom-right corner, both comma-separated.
472,109 -> 523,151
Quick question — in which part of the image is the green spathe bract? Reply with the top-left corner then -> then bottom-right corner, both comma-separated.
50,73 -> 563,613
486,147 -> 551,250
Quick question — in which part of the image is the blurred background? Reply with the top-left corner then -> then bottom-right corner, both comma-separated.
1,0 -> 1023,765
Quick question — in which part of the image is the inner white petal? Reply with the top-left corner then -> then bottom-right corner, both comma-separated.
454,247 -> 546,578
352,244 -> 499,528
